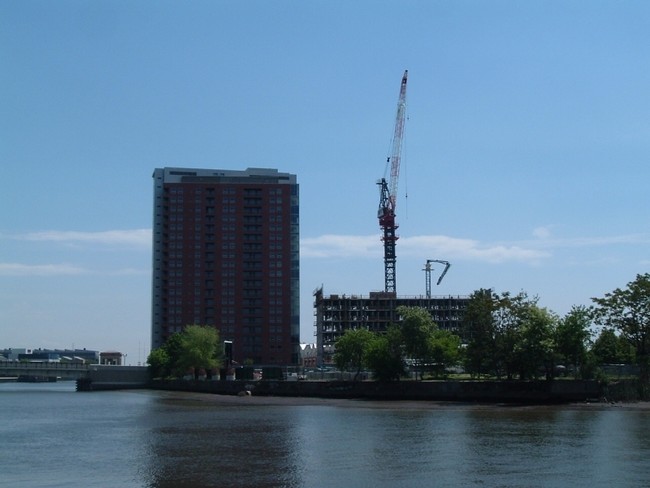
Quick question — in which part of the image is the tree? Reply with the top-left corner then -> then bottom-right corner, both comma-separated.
428,329 -> 461,378
592,273 -> 650,395
166,331 -> 187,375
555,306 -> 591,378
147,331 -> 184,378
463,289 -> 557,380
334,328 -> 374,381
591,328 -> 635,365
462,289 -> 498,378
147,326 -> 223,380
492,291 -> 535,380
515,305 -> 557,380
398,306 -> 437,380
365,326 -> 405,381
147,347 -> 170,379
177,325 -> 223,379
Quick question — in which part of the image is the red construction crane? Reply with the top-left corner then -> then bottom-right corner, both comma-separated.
377,70 -> 408,294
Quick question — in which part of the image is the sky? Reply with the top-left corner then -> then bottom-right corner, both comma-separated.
1,1 -> 649,365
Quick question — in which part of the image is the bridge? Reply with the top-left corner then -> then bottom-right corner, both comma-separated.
0,361 -> 150,390
0,360 -> 91,381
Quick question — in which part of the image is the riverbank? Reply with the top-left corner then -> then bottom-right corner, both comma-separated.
77,366 -> 647,403
148,378 -> 604,403
147,387 -> 650,410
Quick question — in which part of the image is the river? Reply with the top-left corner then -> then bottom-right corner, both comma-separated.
1,381 -> 648,487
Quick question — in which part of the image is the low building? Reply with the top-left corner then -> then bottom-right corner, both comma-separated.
0,348 -> 33,361
313,287 -> 469,366
100,351 -> 124,365
39,348 -> 99,364
18,351 -> 60,362
299,343 -> 317,368
1,347 -> 101,364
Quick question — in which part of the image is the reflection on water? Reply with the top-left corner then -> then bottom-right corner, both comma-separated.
1,383 -> 649,488
137,396 -> 650,488
140,397 -> 308,487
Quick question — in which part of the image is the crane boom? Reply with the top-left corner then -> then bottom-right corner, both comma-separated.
387,70 -> 408,212
436,261 -> 451,285
423,260 -> 451,298
377,70 -> 408,294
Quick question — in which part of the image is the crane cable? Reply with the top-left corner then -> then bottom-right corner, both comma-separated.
384,110 -> 409,217
403,113 -> 409,220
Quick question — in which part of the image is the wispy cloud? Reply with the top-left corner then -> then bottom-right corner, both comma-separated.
301,234 -> 380,259
400,235 -> 549,263
10,229 -> 152,248
532,226 -> 554,239
302,231 -> 650,264
523,232 -> 650,249
301,234 -> 549,264
0,263 -> 87,277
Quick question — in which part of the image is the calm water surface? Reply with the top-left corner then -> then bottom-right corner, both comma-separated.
1,382 -> 649,487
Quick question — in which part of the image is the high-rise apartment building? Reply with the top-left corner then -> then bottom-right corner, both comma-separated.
151,167 -> 299,365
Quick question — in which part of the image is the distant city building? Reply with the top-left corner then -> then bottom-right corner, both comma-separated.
0,348 -> 33,361
299,343 -> 318,369
151,167 -> 300,365
18,351 -> 61,362
313,288 -> 469,366
1,348 -> 100,363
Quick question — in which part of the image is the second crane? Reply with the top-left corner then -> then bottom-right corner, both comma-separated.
377,70 -> 408,295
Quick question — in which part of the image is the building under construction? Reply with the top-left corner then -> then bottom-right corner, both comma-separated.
312,71 -> 469,367
313,289 -> 469,366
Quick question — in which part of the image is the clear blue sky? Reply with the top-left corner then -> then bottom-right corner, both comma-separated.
2,1 -> 648,364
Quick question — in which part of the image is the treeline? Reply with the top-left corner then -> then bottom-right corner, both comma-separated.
334,273 -> 650,395
334,306 -> 461,382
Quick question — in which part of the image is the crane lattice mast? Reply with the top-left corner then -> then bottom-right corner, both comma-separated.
377,70 -> 408,294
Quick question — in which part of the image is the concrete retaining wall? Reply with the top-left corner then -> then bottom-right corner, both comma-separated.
74,364 -> 604,402
149,379 -> 602,403
77,365 -> 149,391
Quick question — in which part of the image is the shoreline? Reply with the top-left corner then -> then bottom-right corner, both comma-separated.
80,370 -> 648,404
148,388 -> 650,410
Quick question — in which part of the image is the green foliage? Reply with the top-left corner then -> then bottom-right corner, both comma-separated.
333,307 -> 464,382
458,278 -> 650,387
334,328 -> 374,381
352,307 -> 464,381
365,326 -> 405,381
463,290 -> 568,380
428,329 -> 462,378
146,347 -> 170,379
492,291 -> 536,379
163,332 -> 185,377
515,305 -> 557,380
177,325 -> 223,378
555,306 -> 591,378
592,273 -> 650,393
147,325 -> 223,380
461,289 -> 497,377
591,328 -> 635,364
398,306 -> 438,379
147,331 -> 183,379
578,351 -> 601,380
397,306 -> 463,379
